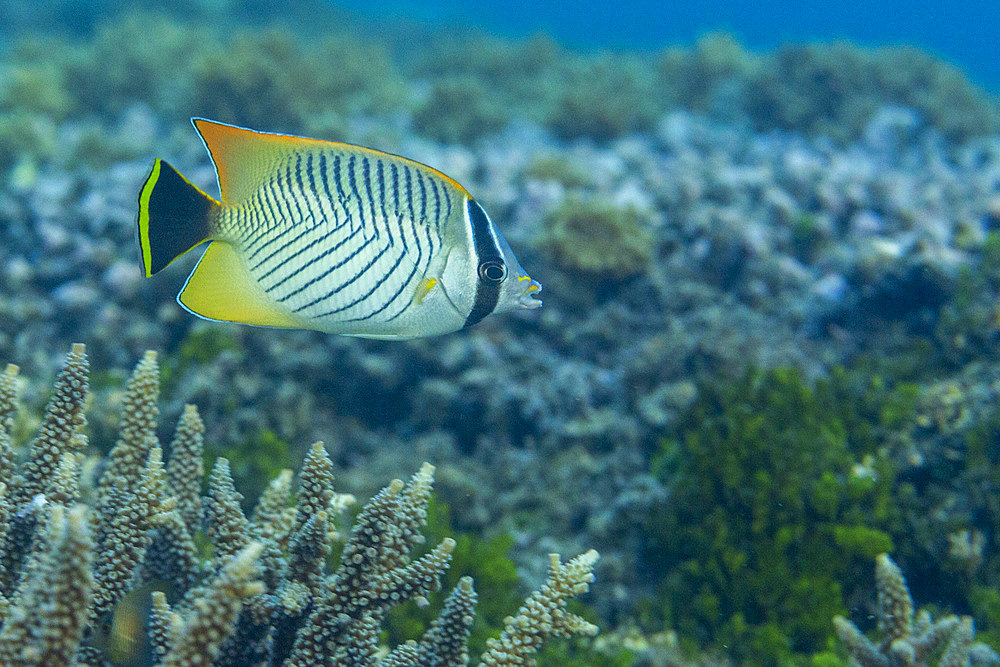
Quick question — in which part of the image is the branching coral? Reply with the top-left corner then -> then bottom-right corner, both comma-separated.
165,404 -> 205,536
834,553 -> 999,666
480,550 -> 600,666
0,344 -> 600,666
0,504 -> 92,667
0,344 -> 88,599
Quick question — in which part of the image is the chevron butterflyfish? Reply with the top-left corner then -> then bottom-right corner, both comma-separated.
136,118 -> 542,339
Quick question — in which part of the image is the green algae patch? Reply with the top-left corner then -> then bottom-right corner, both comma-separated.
832,524 -> 893,559
971,586 -> 1000,652
537,196 -> 654,281
643,366 -> 915,663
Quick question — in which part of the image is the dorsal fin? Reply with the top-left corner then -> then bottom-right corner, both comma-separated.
192,117 -> 472,206
192,118 -> 312,205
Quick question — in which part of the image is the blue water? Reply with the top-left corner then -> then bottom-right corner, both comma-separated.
335,0 -> 1000,92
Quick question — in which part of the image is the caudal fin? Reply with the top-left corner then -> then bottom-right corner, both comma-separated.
136,159 -> 220,277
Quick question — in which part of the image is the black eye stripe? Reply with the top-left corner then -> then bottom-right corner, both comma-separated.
463,199 -> 504,329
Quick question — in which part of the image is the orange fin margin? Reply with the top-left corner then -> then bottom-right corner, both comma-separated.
191,118 -> 471,205
192,118 -> 313,205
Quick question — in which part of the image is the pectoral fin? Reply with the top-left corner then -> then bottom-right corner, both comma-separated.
412,278 -> 438,305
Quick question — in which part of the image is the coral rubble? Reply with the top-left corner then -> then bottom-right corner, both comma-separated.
0,344 -> 600,665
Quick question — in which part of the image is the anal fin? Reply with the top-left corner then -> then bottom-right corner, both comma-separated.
178,242 -> 304,329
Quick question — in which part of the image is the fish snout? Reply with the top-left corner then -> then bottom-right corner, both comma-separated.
518,277 -> 543,309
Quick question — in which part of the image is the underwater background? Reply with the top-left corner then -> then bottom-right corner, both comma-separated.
2,0 -> 1000,664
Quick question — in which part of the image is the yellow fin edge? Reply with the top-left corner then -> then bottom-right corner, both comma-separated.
137,159 -> 161,278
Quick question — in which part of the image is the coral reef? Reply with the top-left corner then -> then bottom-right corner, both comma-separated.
0,344 -> 600,665
547,55 -> 657,141
742,43 -> 999,142
412,76 -> 508,144
479,550 -> 599,665
1,10 -> 996,181
535,195 -> 654,283
4,6 -> 1000,665
835,553 -> 999,666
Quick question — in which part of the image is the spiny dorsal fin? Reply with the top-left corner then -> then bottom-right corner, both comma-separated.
192,118 -> 312,205
192,118 -> 472,206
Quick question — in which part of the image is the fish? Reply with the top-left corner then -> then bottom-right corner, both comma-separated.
87,581 -> 171,667
136,118 -> 542,339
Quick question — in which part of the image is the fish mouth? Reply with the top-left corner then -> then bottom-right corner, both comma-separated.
518,277 -> 543,309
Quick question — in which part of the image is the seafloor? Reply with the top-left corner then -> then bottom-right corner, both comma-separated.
2,1 -> 1000,664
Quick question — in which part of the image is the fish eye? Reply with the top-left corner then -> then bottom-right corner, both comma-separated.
478,260 -> 507,283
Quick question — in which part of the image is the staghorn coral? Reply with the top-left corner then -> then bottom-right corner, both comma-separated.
166,404 -> 205,537
0,504 -> 91,667
89,444 -> 174,622
0,363 -> 19,433
281,469 -> 460,667
7,343 -> 88,511
143,504 -> 202,600
204,457 -> 252,561
406,575 -> 479,665
158,542 -> 266,667
834,553 -> 999,666
249,468 -> 296,546
149,589 -> 180,660
480,550 -> 600,666
0,344 -> 600,665
0,344 -> 88,598
0,364 -> 18,487
96,349 -> 159,512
